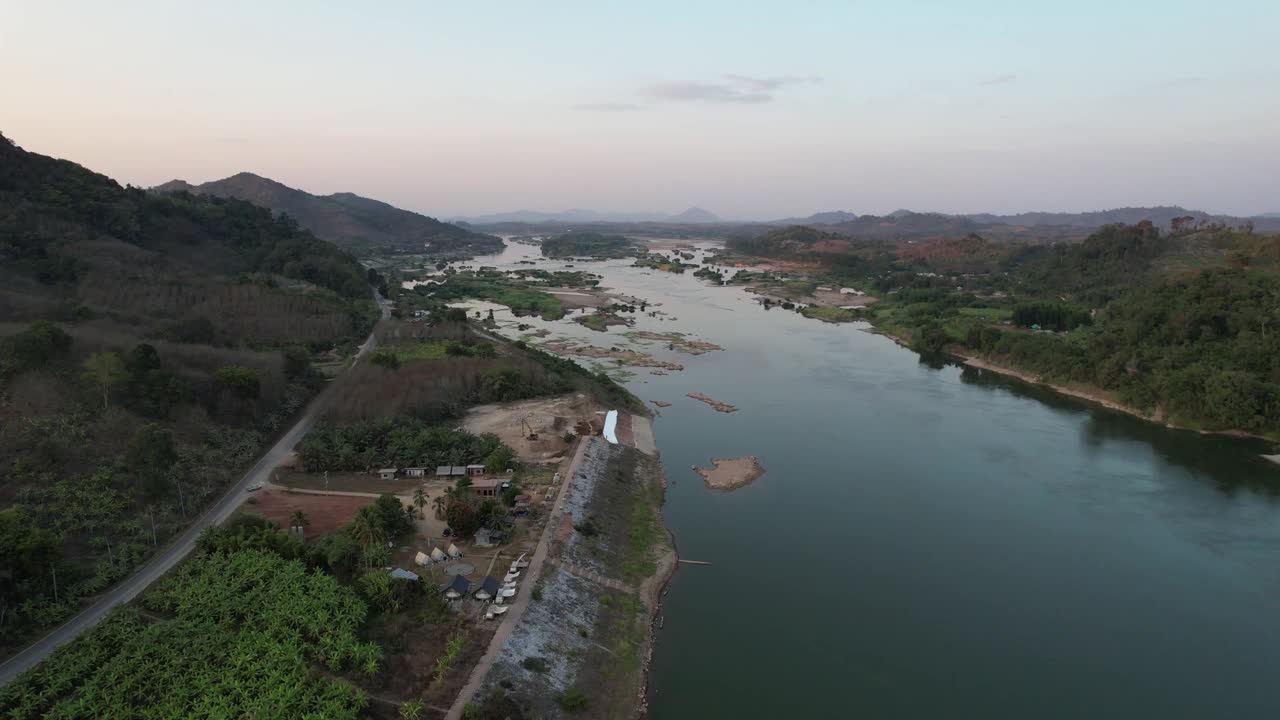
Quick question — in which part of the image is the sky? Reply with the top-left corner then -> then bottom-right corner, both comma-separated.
2,0 -> 1278,220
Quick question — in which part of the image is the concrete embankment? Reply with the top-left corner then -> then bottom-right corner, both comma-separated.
459,427 -> 674,718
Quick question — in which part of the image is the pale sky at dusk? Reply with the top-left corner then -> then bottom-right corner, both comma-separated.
3,0 -> 1277,219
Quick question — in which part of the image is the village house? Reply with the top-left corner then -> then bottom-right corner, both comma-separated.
443,574 -> 470,600
390,568 -> 420,582
378,468 -> 397,481
474,527 -> 504,548
436,466 -> 467,479
404,467 -> 427,478
474,576 -> 501,602
466,464 -> 486,476
471,478 -> 501,499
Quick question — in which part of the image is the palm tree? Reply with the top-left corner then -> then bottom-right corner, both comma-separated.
348,510 -> 385,558
431,494 -> 446,520
290,510 -> 308,530
412,487 -> 427,519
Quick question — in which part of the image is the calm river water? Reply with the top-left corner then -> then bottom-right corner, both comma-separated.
465,241 -> 1280,719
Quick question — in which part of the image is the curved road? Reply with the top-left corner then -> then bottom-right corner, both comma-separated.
0,291 -> 390,686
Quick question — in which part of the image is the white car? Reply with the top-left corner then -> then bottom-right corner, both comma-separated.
246,482 -> 265,492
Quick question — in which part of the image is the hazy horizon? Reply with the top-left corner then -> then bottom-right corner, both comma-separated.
4,1 -> 1277,220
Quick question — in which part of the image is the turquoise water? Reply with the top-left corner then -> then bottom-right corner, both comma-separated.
470,242 -> 1280,719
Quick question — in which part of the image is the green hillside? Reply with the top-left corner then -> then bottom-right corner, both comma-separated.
0,132 -> 376,652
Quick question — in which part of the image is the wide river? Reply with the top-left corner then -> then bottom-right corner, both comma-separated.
463,241 -> 1280,719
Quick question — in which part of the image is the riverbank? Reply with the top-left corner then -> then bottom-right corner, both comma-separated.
960,354 -> 1278,443
459,428 -> 675,719
855,321 -> 1280,445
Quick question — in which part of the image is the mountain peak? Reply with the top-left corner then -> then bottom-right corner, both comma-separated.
667,207 -> 720,223
152,179 -> 196,194
148,173 -> 499,255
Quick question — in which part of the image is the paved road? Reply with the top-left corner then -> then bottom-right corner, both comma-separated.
0,290 -> 390,686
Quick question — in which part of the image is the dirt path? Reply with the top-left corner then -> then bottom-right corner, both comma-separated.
266,485 -> 387,499
445,437 -> 589,719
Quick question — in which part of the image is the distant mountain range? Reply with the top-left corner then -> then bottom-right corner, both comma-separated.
153,173 -> 499,255
770,206 -> 1280,234
451,207 -> 721,225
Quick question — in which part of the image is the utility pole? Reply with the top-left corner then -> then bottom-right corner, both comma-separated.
175,477 -> 187,519
50,564 -> 58,605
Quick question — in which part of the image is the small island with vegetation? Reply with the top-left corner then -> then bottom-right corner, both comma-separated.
541,232 -> 639,259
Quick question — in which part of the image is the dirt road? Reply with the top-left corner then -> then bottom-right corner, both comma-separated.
0,290 -> 390,686
445,437 -> 590,718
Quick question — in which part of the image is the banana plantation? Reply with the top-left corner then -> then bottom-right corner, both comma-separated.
0,550 -> 375,719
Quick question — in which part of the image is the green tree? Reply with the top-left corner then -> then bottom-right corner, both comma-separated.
214,365 -> 260,399
125,425 -> 178,498
1,320 -> 72,376
371,350 -> 400,370
282,344 -> 310,379
348,507 -> 385,558
412,487 -> 427,520
0,509 -> 63,614
290,510 -> 308,530
484,445 -> 516,474
445,490 -> 482,537
483,367 -> 525,401
558,688 -> 589,713
82,351 -> 126,410
431,494 -> 446,520
359,570 -> 400,613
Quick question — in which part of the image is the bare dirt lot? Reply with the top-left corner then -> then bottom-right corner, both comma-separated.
464,394 -> 604,464
239,488 -> 374,537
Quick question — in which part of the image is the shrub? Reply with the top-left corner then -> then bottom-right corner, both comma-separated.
558,688 -> 588,712
371,350 -> 400,370
214,365 -> 260,399
1,321 -> 72,376
520,656 -> 548,673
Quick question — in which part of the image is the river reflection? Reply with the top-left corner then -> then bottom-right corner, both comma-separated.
471,239 -> 1280,720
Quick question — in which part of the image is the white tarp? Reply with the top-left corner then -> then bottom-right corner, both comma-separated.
430,547 -> 447,562
414,551 -> 430,567
447,543 -> 462,558
603,410 -> 619,444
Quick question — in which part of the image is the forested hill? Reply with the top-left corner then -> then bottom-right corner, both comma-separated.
771,207 -> 1280,234
726,217 -> 1280,436
0,131 -> 383,654
154,172 -> 502,256
1,133 -> 376,343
